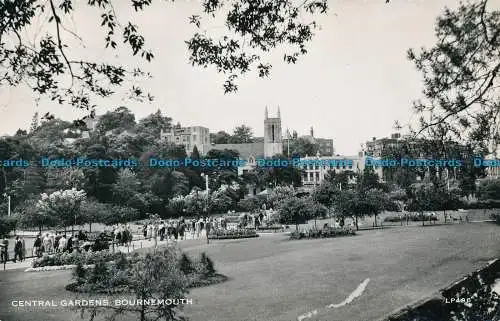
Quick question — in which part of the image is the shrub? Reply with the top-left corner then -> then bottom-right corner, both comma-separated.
290,227 -> 355,240
179,253 -> 195,275
200,252 -> 215,276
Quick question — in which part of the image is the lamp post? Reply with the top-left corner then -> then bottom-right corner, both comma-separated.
201,173 -> 210,244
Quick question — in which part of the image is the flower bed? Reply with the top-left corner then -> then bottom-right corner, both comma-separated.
66,251 -> 227,293
254,225 -> 284,232
290,227 -> 355,240
32,250 -> 124,268
25,264 -> 95,272
384,214 -> 438,222
208,228 -> 259,239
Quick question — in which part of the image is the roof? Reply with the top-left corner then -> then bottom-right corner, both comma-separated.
210,143 -> 264,159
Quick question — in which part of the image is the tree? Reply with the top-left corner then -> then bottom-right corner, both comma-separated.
211,131 -> 232,144
36,188 -> 87,233
288,137 -> 320,157
230,125 -> 254,143
29,112 -> 39,133
95,107 -> 136,134
15,199 -> 57,234
267,185 -> 295,209
476,178 -> 500,200
190,145 -> 201,160
0,0 -> 329,113
79,199 -> 108,232
238,195 -> 265,213
278,196 -> 315,231
408,0 -> 500,154
137,109 -> 172,140
0,216 -> 17,238
405,183 -> 436,226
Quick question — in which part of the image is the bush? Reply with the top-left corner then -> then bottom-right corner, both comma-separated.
179,253 -> 195,275
290,227 -> 355,240
208,228 -> 258,239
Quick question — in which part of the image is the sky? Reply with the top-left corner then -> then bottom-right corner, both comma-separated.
1,0 -> 496,155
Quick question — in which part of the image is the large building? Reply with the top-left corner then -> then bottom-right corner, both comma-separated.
160,124 -> 211,155
211,107 -> 284,168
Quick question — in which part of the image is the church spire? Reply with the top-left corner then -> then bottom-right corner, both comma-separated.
277,106 -> 280,118
265,106 -> 268,120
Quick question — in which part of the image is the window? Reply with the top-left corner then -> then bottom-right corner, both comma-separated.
315,172 -> 319,181
192,135 -> 197,141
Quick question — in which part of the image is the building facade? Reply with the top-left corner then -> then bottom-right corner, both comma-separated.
160,125 -> 210,155
298,153 -> 383,188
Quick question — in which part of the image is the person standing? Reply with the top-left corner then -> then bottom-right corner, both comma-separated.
0,237 -> 9,263
73,236 -> 80,253
21,236 -> 26,261
42,233 -> 51,254
58,235 -> 67,253
178,221 -> 186,241
13,236 -> 22,263
67,235 -> 74,253
33,234 -> 42,257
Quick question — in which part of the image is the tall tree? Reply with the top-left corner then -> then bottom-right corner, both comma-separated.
408,0 -> 500,153
29,112 -> 39,133
95,107 -> 136,134
230,125 -> 254,143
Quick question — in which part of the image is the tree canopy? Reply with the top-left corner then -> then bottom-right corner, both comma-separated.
408,0 -> 500,154
0,0 -> 329,113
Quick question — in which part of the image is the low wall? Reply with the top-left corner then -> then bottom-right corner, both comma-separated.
382,258 -> 500,321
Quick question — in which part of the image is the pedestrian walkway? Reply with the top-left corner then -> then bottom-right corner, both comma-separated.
1,232 -> 206,271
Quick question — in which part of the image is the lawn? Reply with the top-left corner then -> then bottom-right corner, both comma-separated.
0,222 -> 499,321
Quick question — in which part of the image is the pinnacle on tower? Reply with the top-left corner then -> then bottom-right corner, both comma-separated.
265,106 -> 268,120
277,106 -> 280,118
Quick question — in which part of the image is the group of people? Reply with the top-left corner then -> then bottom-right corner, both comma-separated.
112,224 -> 133,246
0,236 -> 26,263
143,216 -> 231,243
33,231 -> 86,257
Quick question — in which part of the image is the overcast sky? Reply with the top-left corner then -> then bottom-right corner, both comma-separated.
1,0 -> 495,155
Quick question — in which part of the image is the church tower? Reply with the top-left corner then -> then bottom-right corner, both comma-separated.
264,107 -> 283,158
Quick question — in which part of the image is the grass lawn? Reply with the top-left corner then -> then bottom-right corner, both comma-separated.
0,222 -> 499,321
